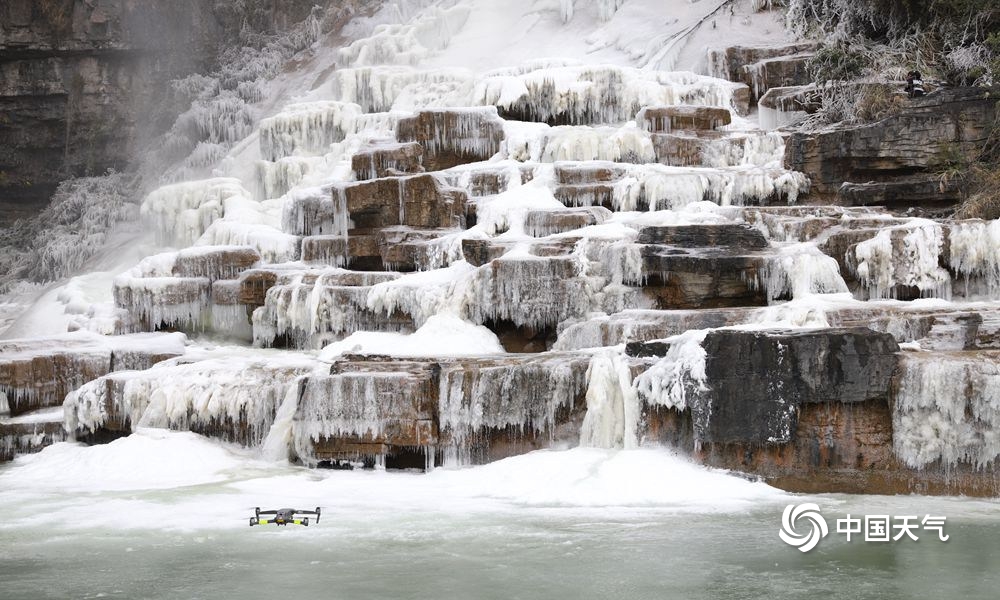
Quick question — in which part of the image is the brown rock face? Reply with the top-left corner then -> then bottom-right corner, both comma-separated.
351,141 -> 424,180
0,419 -> 67,461
638,327 -> 1000,496
709,43 -> 820,85
664,400 -> 1000,497
396,108 -> 505,170
638,106 -> 733,132
784,86 -> 1000,202
341,174 -> 467,231
0,333 -> 184,415
296,353 -> 590,467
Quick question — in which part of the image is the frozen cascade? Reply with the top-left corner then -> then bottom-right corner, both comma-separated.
437,354 -> 590,460
113,247 -> 260,333
565,164 -> 811,211
113,276 -> 210,332
256,156 -> 331,200
397,107 -> 505,165
533,125 -> 656,164
701,131 -> 788,168
252,270 -> 405,349
949,220 -> 1000,295
633,329 -> 710,411
258,102 -> 364,162
467,257 -> 592,329
291,373 -> 413,463
259,383 -> 304,461
337,4 -> 472,68
141,178 -> 250,246
893,352 -> 1000,469
282,187 -> 351,237
197,222 -> 300,264
580,350 -> 640,449
851,221 -> 951,300
335,66 -> 474,112
753,243 -> 849,300
367,262 -> 475,328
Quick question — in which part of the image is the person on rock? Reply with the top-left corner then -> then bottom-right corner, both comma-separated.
905,71 -> 925,98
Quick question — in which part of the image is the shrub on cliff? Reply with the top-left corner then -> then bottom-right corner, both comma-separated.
789,0 -> 998,85
791,0 -> 997,127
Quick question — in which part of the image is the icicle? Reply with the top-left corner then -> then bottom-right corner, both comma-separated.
560,0 -> 575,23
253,270 -> 407,349
258,102 -> 363,162
852,221 -> 951,300
633,330 -> 710,410
893,353 -> 1000,469
467,257 -> 592,329
754,243 -> 849,300
367,262 -> 475,328
580,351 -> 640,449
437,354 -> 590,456
949,220 -> 1000,296
335,66 -> 474,112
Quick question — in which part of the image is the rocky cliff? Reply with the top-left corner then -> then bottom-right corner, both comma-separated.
784,86 -> 1000,207
0,0 -> 335,225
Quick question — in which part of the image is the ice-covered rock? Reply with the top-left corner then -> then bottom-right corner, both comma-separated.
141,178 -> 250,246
252,269 -> 407,349
475,65 -> 743,125
351,141 -> 425,180
0,332 -> 185,415
258,101 -> 363,162
893,351 -> 1000,469
64,351 -> 317,446
1,409 -> 67,462
396,107 -> 505,170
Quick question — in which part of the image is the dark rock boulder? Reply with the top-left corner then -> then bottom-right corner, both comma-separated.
641,250 -> 768,309
695,327 -> 899,444
637,223 -> 768,249
838,175 -> 963,209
